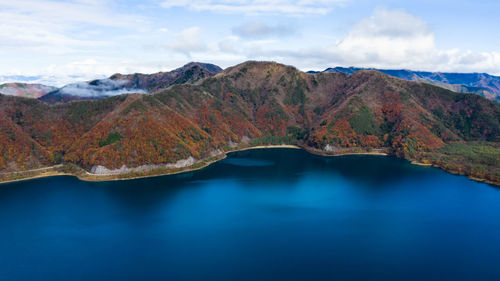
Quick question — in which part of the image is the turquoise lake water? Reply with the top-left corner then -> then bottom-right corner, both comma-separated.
1,148 -> 499,281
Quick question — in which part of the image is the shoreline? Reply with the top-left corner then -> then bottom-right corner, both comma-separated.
1,145 -> 498,186
227,144 -> 302,152
78,154 -> 227,182
410,160 -> 433,167
0,171 -> 72,185
303,147 -> 388,158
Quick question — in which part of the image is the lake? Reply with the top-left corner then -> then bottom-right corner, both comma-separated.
1,148 -> 499,281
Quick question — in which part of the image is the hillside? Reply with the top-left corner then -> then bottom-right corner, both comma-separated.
313,67 -> 500,103
39,62 -> 222,103
1,61 -> 499,184
0,83 -> 56,98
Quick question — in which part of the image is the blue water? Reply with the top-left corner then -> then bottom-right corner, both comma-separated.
1,149 -> 500,281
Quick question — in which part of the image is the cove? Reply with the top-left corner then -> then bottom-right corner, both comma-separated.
1,148 -> 499,281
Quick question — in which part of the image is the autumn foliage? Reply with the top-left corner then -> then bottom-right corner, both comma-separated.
0,61 -> 498,183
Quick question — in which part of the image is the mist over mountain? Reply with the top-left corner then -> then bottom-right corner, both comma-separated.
2,63 -> 500,106
39,62 -> 222,103
39,79 -> 147,103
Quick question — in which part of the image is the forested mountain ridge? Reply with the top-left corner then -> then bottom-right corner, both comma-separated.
311,66 -> 500,103
39,62 -> 222,103
1,61 -> 499,184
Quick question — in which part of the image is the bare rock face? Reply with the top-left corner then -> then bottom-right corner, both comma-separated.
324,144 -> 340,152
167,157 -> 196,169
90,165 -> 130,175
90,157 -> 197,175
209,149 -> 223,157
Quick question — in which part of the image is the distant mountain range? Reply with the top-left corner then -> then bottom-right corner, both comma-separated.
1,63 -> 499,104
0,74 -> 99,87
0,61 -> 499,185
0,83 -> 56,98
309,67 -> 500,103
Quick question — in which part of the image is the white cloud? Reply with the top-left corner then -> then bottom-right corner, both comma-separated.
326,9 -> 500,73
168,27 -> 206,55
218,37 -> 240,54
0,0 -> 146,55
335,9 -> 435,65
0,0 -> 144,28
0,13 -> 109,55
348,9 -> 430,38
233,21 -> 295,38
224,9 -> 500,75
59,79 -> 147,97
160,0 -> 348,15
2,4 -> 499,83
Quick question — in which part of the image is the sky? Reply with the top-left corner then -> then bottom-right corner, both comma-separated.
1,0 -> 499,86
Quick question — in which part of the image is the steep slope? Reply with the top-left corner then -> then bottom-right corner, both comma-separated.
313,67 -> 500,103
63,94 -> 218,170
1,61 -> 499,184
109,62 -> 222,92
156,62 -> 500,182
0,83 -> 56,98
39,62 -> 222,104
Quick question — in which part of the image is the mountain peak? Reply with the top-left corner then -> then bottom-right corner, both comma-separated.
180,62 -> 223,73
41,62 -> 223,103
222,61 -> 299,76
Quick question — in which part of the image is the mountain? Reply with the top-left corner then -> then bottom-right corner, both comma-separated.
0,75 -> 46,84
0,74 -> 100,88
39,62 -> 223,103
311,67 -> 500,103
0,61 -> 499,184
0,83 -> 56,98
38,78 -> 147,104
108,62 -> 222,92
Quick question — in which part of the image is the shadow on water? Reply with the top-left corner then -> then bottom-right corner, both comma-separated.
0,148 -> 492,204
198,148 -> 436,187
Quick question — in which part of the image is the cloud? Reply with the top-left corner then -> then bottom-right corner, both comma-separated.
0,0 -> 144,28
218,37 -> 240,54
160,0 -> 348,15
224,8 -> 500,75
0,0 -> 145,55
233,21 -> 295,38
2,4 -> 499,82
348,9 -> 430,38
327,9 -> 500,73
60,79 -> 147,97
334,9 -> 435,65
168,27 -> 206,55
